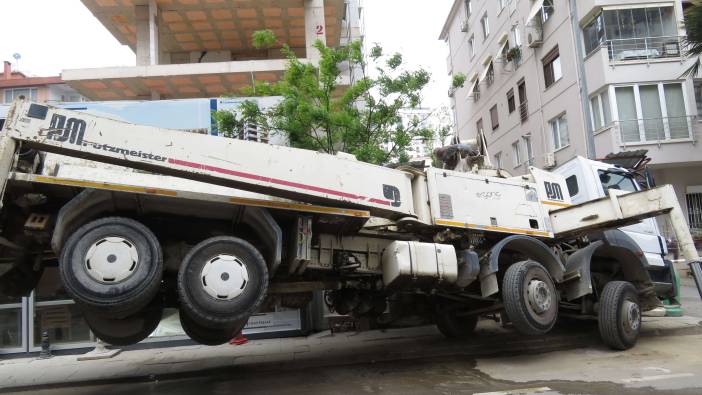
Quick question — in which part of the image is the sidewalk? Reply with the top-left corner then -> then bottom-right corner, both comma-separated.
2,315 -> 701,392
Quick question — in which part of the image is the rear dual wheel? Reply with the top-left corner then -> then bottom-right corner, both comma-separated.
177,236 -> 268,330
179,309 -> 247,346
60,217 -> 163,318
84,295 -> 164,346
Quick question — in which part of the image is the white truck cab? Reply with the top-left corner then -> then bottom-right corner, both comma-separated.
554,156 -> 676,304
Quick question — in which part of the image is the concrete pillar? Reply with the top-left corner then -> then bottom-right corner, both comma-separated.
135,0 -> 159,66
304,0 -> 326,60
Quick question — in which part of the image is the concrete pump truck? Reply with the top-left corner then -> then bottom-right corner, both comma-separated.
0,100 -> 701,350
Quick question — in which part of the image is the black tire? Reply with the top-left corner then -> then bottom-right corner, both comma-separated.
502,260 -> 559,336
179,309 -> 246,346
598,281 -> 641,350
178,236 -> 268,329
84,296 -> 164,346
60,217 -> 163,318
435,303 -> 479,338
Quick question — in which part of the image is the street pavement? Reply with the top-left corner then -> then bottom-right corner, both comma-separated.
1,278 -> 701,395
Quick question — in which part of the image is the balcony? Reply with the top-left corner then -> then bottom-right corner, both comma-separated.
615,115 -> 696,146
606,36 -> 683,63
594,116 -> 702,167
519,101 -> 529,123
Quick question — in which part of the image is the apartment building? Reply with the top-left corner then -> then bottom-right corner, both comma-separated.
1,61 -> 85,107
62,0 -> 363,101
441,0 -> 702,231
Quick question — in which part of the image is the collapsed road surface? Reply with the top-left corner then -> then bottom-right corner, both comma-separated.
4,279 -> 702,395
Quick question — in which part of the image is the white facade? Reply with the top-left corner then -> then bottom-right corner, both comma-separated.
441,0 -> 702,231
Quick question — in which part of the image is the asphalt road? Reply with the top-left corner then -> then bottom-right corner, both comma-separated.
13,281 -> 702,395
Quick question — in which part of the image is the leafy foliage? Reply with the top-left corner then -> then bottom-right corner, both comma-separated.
252,29 -> 277,49
452,73 -> 467,89
683,1 -> 702,77
214,32 -> 441,165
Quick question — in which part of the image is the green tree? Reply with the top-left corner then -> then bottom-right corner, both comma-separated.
683,1 -> 702,77
215,33 -> 437,165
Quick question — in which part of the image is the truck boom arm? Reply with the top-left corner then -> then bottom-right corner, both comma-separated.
2,101 -> 415,218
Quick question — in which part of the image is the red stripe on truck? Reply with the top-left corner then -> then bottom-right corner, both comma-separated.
167,158 -> 392,206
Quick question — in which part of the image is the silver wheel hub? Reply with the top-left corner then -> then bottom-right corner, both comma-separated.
624,300 -> 640,331
527,279 -> 552,314
200,254 -> 249,300
85,236 -> 139,283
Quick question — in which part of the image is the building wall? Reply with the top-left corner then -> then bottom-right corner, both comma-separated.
445,0 -> 589,173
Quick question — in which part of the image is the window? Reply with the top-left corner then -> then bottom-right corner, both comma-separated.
472,80 -> 481,102
542,0 -> 554,23
507,89 -> 516,113
481,13 -> 490,39
511,24 -> 522,47
695,80 -> 702,117
686,186 -> 702,229
598,170 -> 638,195
517,79 -> 528,122
3,88 -> 38,104
476,118 -> 484,137
590,91 -> 612,130
490,105 -> 499,130
550,113 -> 569,150
494,151 -> 502,169
485,62 -> 495,86
565,175 -> 579,197
468,35 -> 475,58
542,46 -> 562,88
512,141 -> 522,167
614,82 -> 690,143
523,135 -> 533,164
464,0 -> 472,18
583,7 -> 677,59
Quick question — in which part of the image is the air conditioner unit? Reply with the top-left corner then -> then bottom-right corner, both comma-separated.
461,19 -> 470,33
544,152 -> 556,169
525,23 -> 543,48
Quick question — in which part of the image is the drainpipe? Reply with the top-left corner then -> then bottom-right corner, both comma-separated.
569,0 -> 596,159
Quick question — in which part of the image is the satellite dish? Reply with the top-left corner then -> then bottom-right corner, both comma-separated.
12,53 -> 21,60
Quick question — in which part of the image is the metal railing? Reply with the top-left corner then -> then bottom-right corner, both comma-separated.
519,101 -> 528,123
614,115 -> 696,145
607,36 -> 683,62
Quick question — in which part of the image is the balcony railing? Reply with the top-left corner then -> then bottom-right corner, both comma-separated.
607,36 -> 683,62
519,101 -> 528,123
614,115 -> 696,146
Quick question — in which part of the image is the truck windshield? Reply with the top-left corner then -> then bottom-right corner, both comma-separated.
598,170 -> 638,195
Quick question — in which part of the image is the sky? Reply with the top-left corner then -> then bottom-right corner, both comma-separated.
0,0 -> 454,110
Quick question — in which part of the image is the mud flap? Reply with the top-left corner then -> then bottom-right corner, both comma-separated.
690,261 -> 702,300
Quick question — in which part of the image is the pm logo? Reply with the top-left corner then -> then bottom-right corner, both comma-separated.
47,114 -> 86,145
544,181 -> 564,201
383,184 -> 402,207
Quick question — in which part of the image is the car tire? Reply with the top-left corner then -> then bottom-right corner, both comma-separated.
598,281 -> 641,350
178,236 -> 268,329
502,260 -> 559,336
60,217 -> 163,318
